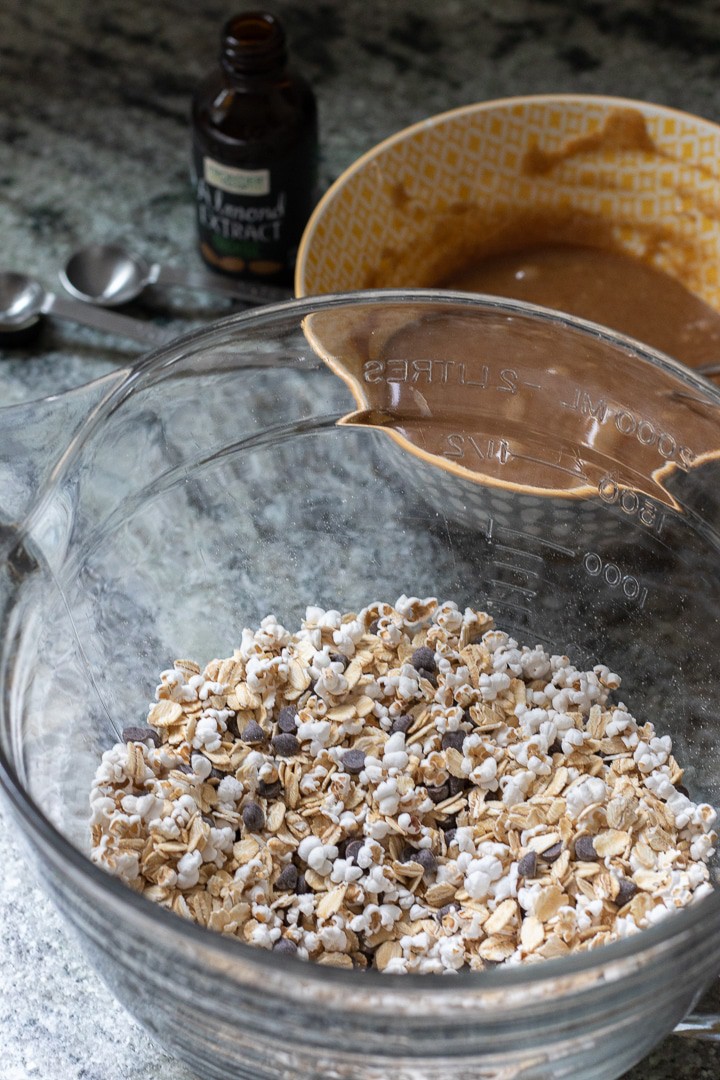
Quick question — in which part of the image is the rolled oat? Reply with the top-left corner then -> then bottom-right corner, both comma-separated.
90,597 -> 717,973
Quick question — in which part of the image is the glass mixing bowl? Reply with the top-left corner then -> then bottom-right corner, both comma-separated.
1,290 -> 720,1080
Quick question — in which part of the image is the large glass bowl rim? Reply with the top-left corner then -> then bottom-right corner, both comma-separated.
2,288 -> 719,994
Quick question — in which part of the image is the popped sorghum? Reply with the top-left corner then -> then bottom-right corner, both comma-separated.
90,597 -> 717,973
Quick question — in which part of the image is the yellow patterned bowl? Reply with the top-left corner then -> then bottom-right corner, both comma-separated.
295,93 -> 720,313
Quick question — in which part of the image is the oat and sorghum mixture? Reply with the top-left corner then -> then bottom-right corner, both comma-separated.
90,597 -> 716,973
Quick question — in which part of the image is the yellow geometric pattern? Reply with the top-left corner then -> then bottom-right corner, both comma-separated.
296,95 -> 720,309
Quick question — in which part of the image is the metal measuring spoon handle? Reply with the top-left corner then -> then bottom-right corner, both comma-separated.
152,263 -> 293,306
45,291 -> 170,347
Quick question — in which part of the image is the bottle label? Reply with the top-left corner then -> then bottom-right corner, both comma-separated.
193,144 -> 316,284
204,157 -> 270,197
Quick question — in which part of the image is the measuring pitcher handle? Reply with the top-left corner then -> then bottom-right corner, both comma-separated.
675,1009 -> 720,1041
0,370 -> 130,540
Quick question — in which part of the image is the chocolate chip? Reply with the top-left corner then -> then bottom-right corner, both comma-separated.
416,667 -> 438,687
541,842 -> 563,863
295,873 -> 312,895
574,836 -> 598,861
441,731 -> 465,752
209,766 -> 226,779
390,713 -> 413,735
410,646 -> 436,673
241,721 -> 266,744
402,847 -> 437,874
121,726 -> 161,747
368,618 -> 380,635
275,864 -> 299,891
438,902 -> 459,918
418,849 -> 438,874
242,801 -> 265,832
272,732 -> 300,757
276,706 -> 298,733
426,782 -> 450,804
272,938 -> 298,955
517,851 -> 537,878
448,775 -> 466,796
443,828 -> 457,847
342,749 -> 366,774
345,839 -> 364,863
257,779 -> 282,799
615,877 -> 638,907
329,652 -> 349,670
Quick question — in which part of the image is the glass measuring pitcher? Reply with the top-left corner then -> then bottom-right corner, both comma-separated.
1,290 -> 719,1080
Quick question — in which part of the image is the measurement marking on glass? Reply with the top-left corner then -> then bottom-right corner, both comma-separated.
529,535 -> 575,557
583,551 -> 649,608
487,578 -> 537,598
487,597 -> 536,617
509,450 -> 587,480
493,560 -> 542,580
488,518 -> 575,557
494,542 -> 544,566
441,433 -> 510,462
597,474 -> 666,537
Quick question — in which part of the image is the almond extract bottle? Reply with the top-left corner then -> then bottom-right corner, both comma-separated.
191,11 -> 318,286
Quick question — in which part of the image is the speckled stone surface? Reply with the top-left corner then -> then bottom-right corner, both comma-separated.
2,0 -> 720,1076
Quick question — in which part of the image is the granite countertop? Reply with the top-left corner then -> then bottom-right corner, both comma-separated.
2,1 -> 720,1077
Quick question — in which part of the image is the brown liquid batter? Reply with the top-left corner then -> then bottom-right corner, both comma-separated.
306,298 -> 720,504
442,244 -> 720,369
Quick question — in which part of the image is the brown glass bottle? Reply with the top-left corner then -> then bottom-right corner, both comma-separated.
191,11 -> 318,286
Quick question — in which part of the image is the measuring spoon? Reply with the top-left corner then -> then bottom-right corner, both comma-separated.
0,271 -> 170,347
60,242 -> 293,309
